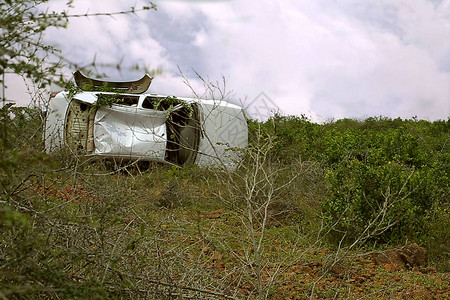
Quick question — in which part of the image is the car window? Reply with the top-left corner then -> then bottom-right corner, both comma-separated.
96,94 -> 140,107
142,96 -> 182,111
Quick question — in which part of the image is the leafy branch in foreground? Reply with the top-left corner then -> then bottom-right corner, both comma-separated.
0,0 -> 156,90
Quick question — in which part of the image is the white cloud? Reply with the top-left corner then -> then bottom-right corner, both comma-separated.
7,0 -> 450,120
170,0 -> 450,120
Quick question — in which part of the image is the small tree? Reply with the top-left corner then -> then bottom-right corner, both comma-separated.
207,127 -> 310,298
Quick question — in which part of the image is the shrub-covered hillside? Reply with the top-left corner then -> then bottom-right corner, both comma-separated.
1,105 -> 449,299
252,115 -> 449,260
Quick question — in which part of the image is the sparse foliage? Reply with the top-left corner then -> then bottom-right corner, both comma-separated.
1,0 -> 156,90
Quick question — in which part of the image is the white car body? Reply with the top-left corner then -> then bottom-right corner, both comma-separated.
44,88 -> 248,169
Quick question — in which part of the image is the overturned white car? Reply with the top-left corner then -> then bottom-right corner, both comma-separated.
44,71 -> 248,168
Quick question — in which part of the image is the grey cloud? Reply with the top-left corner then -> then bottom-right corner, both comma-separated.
141,5 -> 210,74
27,0 -> 449,121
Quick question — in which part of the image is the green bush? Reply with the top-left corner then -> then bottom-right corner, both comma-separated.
251,115 -> 448,268
320,119 -> 448,246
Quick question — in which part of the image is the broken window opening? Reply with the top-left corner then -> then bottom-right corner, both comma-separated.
96,94 -> 139,107
165,104 -> 201,166
142,96 -> 186,111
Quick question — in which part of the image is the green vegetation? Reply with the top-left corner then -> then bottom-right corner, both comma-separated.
1,105 -> 448,299
146,96 -> 195,118
253,115 -> 449,269
1,1 -> 448,298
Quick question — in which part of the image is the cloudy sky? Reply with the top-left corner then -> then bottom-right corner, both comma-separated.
6,0 -> 450,121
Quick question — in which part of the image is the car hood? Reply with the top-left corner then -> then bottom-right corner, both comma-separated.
93,105 -> 167,162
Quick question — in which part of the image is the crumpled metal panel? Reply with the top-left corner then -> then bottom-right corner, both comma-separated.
94,106 -> 167,162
